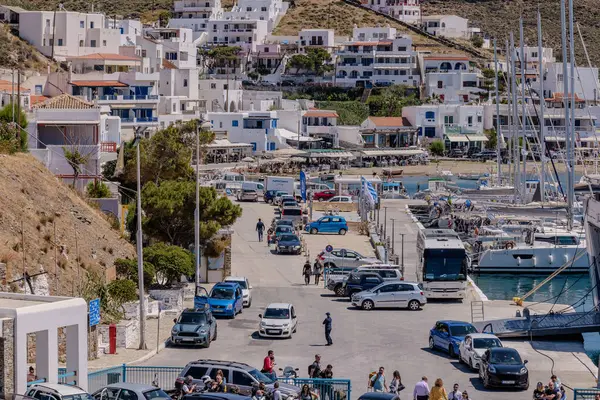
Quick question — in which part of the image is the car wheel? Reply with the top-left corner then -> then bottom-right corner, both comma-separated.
205,335 -> 211,348
458,353 -> 464,364
310,228 -> 318,234
449,345 -> 456,358
334,285 -> 345,296
429,337 -> 435,350
338,228 -> 347,235
408,300 -> 420,311
213,326 -> 218,340
362,300 -> 374,310
268,199 -> 273,204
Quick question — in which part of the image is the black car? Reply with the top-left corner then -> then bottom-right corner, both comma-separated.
474,150 -> 497,161
358,393 -> 399,400
343,273 -> 384,297
479,347 -> 529,390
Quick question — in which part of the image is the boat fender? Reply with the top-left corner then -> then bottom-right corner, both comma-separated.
549,254 -> 553,264
517,256 -> 521,266
564,254 -> 569,263
504,242 -> 515,250
532,256 -> 536,267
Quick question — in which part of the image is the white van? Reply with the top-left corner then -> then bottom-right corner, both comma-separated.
242,181 -> 265,192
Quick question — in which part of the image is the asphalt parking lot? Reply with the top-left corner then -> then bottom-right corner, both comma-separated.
143,200 -> 597,398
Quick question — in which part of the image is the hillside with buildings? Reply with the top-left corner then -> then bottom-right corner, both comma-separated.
0,154 -> 135,296
422,0 -> 600,66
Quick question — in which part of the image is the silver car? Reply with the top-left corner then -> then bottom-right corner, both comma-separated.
351,281 -> 426,311
93,383 -> 170,400
318,248 -> 381,268
237,189 -> 259,202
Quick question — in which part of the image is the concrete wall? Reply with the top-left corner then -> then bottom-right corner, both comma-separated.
148,288 -> 185,311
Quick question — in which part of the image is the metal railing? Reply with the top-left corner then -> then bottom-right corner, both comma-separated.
88,365 -> 184,393
280,378 -> 351,400
574,388 -> 600,399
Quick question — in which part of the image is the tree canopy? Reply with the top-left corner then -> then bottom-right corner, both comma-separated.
367,85 -> 421,117
287,48 -> 333,76
199,46 -> 242,72
0,105 -> 28,152
429,140 -> 445,156
143,243 -> 194,284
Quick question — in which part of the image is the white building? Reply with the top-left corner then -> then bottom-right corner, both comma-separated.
206,17 -> 268,52
144,28 -> 199,70
0,292 -> 88,395
423,55 -> 486,103
360,116 -> 416,147
298,29 -> 335,54
537,63 -> 599,103
363,0 -> 421,24
199,79 -> 244,112
18,10 -> 122,60
0,79 -> 30,111
421,15 -> 470,39
169,0 -> 224,39
302,109 -> 339,147
402,103 -> 487,150
335,26 -> 419,87
230,0 -> 287,32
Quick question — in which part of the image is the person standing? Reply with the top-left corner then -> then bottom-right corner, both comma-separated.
370,367 -> 388,393
389,371 -> 404,395
262,350 -> 277,381
272,382 -> 282,400
323,312 -> 332,345
308,354 -> 322,378
256,219 -> 265,242
320,365 -> 334,400
27,366 -> 37,382
413,376 -> 430,400
448,384 -> 461,400
429,378 -> 447,400
313,261 -> 322,285
303,261 -> 312,285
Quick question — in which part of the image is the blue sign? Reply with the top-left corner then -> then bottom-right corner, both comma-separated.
89,298 -> 101,327
325,245 -> 333,253
299,171 -> 307,202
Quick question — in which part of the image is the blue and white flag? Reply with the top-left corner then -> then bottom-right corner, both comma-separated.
300,170 -> 307,202
361,176 -> 378,207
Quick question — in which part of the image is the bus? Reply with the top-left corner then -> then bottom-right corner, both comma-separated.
416,226 -> 468,300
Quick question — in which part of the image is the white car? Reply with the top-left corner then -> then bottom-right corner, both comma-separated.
258,303 -> 298,338
27,383 -> 92,400
328,196 -> 353,203
224,276 -> 253,307
459,333 -> 503,370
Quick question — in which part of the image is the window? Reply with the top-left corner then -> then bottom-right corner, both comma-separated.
173,103 -> 176,112
79,39 -> 84,47
246,6 -> 252,11
183,79 -> 188,87
90,40 -> 97,47
57,38 -> 63,46
43,39 -> 46,46
185,366 -> 209,378
467,116 -> 473,125
210,83 -> 217,90
102,40 -> 107,46
93,388 -> 120,400
90,21 -> 95,28
116,389 -> 137,400
444,115 -> 454,124
437,80 -> 443,89
232,371 -> 255,387
425,111 -> 435,120
232,120 -> 239,127
34,85 -> 43,95
477,115 -> 482,123
80,21 -> 84,28
531,51 -> 538,58
49,38 -> 54,46
251,142 -> 257,151
397,46 -> 406,51
166,52 -> 178,60
365,277 -> 381,284
261,6 -> 267,11
219,121 -> 223,128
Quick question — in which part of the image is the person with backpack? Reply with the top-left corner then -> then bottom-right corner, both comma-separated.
308,354 -> 321,378
369,367 -> 388,393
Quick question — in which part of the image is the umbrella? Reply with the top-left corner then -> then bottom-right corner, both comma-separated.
242,156 -> 255,162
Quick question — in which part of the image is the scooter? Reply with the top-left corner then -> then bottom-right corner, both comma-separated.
278,366 -> 300,379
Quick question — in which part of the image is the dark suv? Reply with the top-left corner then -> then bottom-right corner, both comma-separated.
264,190 -> 278,204
178,360 -> 300,398
343,273 -> 384,297
170,307 -> 217,347
473,150 -> 497,161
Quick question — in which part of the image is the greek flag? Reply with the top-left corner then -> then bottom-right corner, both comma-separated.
361,176 -> 378,206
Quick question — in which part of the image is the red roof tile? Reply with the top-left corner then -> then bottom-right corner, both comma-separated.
368,116 -> 406,127
304,110 -> 339,118
0,79 -> 29,93
30,95 -> 49,105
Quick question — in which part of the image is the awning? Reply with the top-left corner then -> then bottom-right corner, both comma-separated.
546,136 -> 566,142
445,134 -> 469,143
70,80 -> 128,87
270,148 -> 309,157
361,149 -> 425,157
579,137 -> 600,142
466,134 -> 489,142
276,128 -> 322,143
206,139 -> 253,149
109,104 -> 137,109
309,151 -> 355,159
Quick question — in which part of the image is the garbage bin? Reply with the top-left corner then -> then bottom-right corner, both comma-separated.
107,372 -> 121,384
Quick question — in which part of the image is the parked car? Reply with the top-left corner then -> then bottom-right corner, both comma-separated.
280,199 -> 298,209
93,383 -> 171,400
473,150 -> 497,161
327,265 -> 403,296
237,189 -> 259,202
224,276 -> 253,307
479,347 -> 529,390
459,333 -> 503,370
27,384 -> 92,400
184,394 -> 251,400
351,281 -> 426,311
343,273 -> 384,297
328,196 -> 353,203
207,282 -> 244,318
429,320 -> 478,358
281,206 -> 304,227
317,248 -> 381,268
448,148 -> 465,158
279,195 -> 296,206
276,234 -> 302,255
273,192 -> 291,206
272,218 -> 294,231
264,190 -> 279,204
258,303 -> 298,338
170,307 -> 217,347
305,216 -> 348,235
178,360 -> 300,398
313,190 -> 336,202
273,225 -> 294,242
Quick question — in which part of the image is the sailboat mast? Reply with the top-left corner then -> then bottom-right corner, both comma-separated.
561,0 -> 572,228
506,39 -> 513,182
494,39 -> 502,185
538,9 -> 546,204
510,32 -> 520,202
568,0 -> 576,229
519,18 -> 527,200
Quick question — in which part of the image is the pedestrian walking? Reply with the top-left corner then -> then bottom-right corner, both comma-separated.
369,367 -> 387,393
413,376 -> 430,400
303,261 -> 312,285
429,378 -> 447,400
308,354 -> 322,378
256,219 -> 265,242
320,365 -> 334,400
460,391 -> 471,400
323,312 -> 333,345
448,384 -> 460,400
389,371 -> 405,395
313,261 -> 322,285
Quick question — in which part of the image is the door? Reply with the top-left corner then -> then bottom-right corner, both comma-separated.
116,389 -> 137,400
437,323 -> 451,349
331,217 -> 343,232
396,283 -> 415,307
232,370 -> 255,395
319,217 -> 331,232
460,335 -> 471,361
344,251 -> 361,267
363,276 -> 382,291
374,283 -> 398,307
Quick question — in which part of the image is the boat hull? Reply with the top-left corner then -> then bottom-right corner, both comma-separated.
473,246 -> 589,274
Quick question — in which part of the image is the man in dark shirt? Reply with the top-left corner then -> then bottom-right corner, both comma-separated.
323,312 -> 332,345
542,382 -> 560,400
256,218 -> 265,242
309,354 -> 321,378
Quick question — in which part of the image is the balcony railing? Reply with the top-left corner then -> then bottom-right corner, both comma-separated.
100,142 -> 117,152
98,95 -> 159,101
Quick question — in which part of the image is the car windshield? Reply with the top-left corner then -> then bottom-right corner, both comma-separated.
264,308 -> 290,319
449,324 -> 477,336
248,369 -> 274,384
279,235 -> 298,242
473,338 -> 502,349
490,350 -> 522,365
178,313 -> 207,324
210,287 -> 234,299
143,389 -> 171,400
276,226 -> 293,233
228,280 -> 247,289
63,395 -> 94,400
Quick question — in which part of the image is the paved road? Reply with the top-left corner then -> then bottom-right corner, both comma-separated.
143,200 -> 597,398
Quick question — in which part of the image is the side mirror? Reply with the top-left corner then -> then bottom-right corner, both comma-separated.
524,360 -> 528,364
259,314 -> 263,318
173,319 -> 177,324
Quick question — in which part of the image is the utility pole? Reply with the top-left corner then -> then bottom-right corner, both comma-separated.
401,233 -> 405,268
391,218 -> 395,256
383,207 -> 387,240
135,131 -> 147,350
195,118 -> 211,285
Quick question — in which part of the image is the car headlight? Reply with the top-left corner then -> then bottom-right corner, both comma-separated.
520,367 -> 527,374
473,354 -> 481,360
261,321 -> 267,326
293,245 -> 300,249
488,365 -> 496,373
283,323 -> 289,327
171,329 -> 178,335
226,304 -> 233,310
199,329 -> 207,334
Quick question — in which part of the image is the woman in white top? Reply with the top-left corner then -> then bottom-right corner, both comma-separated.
389,371 -> 404,396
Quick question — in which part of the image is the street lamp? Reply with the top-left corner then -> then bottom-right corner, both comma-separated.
133,130 -> 147,350
195,119 -> 212,287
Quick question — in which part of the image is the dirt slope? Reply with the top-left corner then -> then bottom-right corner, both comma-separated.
0,154 -> 135,296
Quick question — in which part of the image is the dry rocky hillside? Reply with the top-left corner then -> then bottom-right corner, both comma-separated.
0,154 -> 135,297
422,0 -> 600,66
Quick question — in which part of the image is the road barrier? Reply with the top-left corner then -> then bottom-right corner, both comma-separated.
88,365 -> 184,393
574,389 -> 600,400
280,377 -> 351,400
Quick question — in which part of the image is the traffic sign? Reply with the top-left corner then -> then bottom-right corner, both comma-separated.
89,298 -> 101,327
325,245 -> 333,253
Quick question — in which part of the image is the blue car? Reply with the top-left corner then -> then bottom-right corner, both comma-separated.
208,282 -> 244,318
305,216 -> 348,235
276,233 -> 302,254
429,320 -> 477,358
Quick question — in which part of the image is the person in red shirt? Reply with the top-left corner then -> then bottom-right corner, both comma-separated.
262,350 -> 277,381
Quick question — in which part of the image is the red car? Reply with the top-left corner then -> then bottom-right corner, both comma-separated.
313,190 -> 336,201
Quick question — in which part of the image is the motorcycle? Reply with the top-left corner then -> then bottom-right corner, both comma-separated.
278,366 -> 300,379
